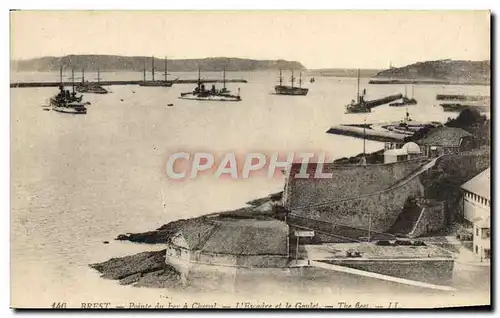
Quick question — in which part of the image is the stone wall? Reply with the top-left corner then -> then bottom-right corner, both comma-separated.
291,174 -> 424,233
165,244 -> 289,275
283,159 -> 426,209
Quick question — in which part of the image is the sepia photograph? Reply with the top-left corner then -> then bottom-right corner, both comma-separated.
9,9 -> 491,309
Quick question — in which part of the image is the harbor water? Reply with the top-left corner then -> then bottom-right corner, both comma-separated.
11,71 -> 489,308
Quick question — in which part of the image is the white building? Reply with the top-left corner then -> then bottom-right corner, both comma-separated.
461,168 -> 490,260
383,142 -> 422,164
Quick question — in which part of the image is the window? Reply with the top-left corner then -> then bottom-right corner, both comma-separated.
476,228 -> 479,236
482,228 -> 490,239
475,245 -> 478,254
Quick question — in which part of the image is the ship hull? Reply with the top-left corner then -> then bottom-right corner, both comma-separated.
346,94 -> 403,113
178,93 -> 241,102
51,106 -> 87,114
274,85 -> 309,96
345,106 -> 371,114
50,98 -> 87,114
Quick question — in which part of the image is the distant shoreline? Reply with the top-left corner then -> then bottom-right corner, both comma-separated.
10,79 -> 248,88
369,78 -> 490,86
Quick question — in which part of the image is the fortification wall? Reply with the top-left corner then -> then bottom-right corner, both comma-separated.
165,244 -> 288,274
284,159 -> 426,209
291,175 -> 424,233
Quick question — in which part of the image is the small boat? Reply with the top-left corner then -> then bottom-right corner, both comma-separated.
273,70 -> 309,96
310,77 -> 315,83
49,68 -> 87,114
179,69 -> 241,102
75,68 -> 108,94
139,56 -> 176,87
345,69 -> 370,113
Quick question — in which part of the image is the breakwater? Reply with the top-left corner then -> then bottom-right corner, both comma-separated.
436,94 -> 490,101
326,125 -> 407,142
365,94 -> 403,109
10,79 -> 248,88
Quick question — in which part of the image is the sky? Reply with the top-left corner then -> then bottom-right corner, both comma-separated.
10,10 -> 491,69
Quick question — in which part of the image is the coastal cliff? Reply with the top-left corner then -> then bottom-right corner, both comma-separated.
11,55 -> 305,72
370,60 -> 490,85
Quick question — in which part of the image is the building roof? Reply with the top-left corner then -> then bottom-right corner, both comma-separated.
384,148 -> 408,156
173,219 -> 289,256
461,168 -> 490,200
420,127 -> 472,147
402,142 -> 421,154
177,221 -> 218,250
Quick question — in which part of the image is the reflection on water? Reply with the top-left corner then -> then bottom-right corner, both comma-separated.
11,71 -> 490,307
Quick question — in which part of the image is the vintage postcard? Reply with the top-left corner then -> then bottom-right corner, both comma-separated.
10,10 -> 491,309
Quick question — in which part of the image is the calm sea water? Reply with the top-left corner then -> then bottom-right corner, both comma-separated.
11,71 -> 490,308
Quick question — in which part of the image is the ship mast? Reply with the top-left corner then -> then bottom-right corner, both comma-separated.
356,68 -> 360,104
197,68 -> 201,90
279,69 -> 283,86
97,68 -> 101,84
164,56 -> 168,82
299,72 -> 302,88
291,69 -> 295,88
404,85 -> 408,98
71,68 -> 75,93
143,63 -> 146,82
82,68 -> 85,83
152,56 -> 155,82
223,68 -> 226,90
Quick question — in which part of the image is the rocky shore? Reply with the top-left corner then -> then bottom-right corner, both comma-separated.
89,192 -> 283,287
90,250 -> 181,288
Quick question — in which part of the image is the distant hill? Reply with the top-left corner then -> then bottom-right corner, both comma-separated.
371,60 -> 490,85
11,55 -> 306,72
308,68 -> 382,78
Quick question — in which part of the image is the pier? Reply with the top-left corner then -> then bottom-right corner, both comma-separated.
10,79 -> 248,88
436,94 -> 490,101
326,124 -> 408,142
